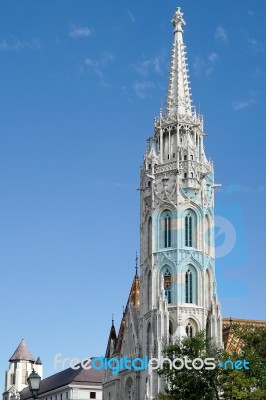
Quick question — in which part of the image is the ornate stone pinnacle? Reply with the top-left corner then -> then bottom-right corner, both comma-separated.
172,7 -> 186,34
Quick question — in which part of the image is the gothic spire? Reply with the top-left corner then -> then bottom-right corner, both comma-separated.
166,7 -> 192,117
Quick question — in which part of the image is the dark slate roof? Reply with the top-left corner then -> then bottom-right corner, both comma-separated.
105,321 -> 117,358
9,340 -> 35,363
35,357 -> 42,365
20,364 -> 104,400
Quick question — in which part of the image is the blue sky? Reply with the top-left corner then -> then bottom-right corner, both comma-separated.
0,0 -> 266,387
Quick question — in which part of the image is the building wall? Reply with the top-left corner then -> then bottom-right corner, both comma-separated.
4,361 -> 43,399
30,384 -> 102,400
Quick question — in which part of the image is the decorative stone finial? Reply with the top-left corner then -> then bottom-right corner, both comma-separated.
135,252 -> 139,277
172,7 -> 186,34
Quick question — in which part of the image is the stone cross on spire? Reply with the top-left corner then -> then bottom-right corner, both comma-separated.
166,7 -> 192,117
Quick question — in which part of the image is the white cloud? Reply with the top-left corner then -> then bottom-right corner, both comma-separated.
85,52 -> 114,68
127,10 -> 136,23
193,56 -> 205,76
69,25 -> 92,39
84,52 -> 115,87
135,56 -> 162,76
193,52 -> 218,76
132,81 -> 155,99
232,99 -> 255,111
208,52 -> 218,63
215,26 -> 228,43
0,38 -> 41,51
248,38 -> 265,54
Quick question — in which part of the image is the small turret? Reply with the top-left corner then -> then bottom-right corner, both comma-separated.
3,340 -> 43,400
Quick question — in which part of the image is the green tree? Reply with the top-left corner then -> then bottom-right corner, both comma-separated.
156,332 -> 222,400
221,323 -> 266,399
156,326 -> 266,400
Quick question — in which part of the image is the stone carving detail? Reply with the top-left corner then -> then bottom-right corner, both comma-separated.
157,250 -> 177,266
155,162 -> 176,174
154,173 -> 177,207
179,306 -> 204,315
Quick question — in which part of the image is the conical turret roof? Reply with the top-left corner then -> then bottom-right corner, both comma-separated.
9,339 -> 35,362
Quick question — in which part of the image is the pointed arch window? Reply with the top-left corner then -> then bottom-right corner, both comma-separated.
185,269 -> 193,303
147,271 -> 152,310
164,268 -> 172,303
185,213 -> 193,247
164,213 -> 171,248
169,320 -> 173,343
205,214 -> 211,256
205,269 -> 211,308
185,266 -> 198,304
147,323 -> 152,356
125,378 -> 134,400
186,323 -> 193,337
148,217 -> 152,256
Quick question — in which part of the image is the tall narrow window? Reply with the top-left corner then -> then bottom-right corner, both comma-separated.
186,323 -> 193,337
147,271 -> 152,310
185,269 -> 193,303
169,320 -> 173,343
22,369 -> 28,385
10,374 -> 15,385
125,378 -> 134,400
147,323 -> 151,356
164,269 -> 172,303
185,213 -> 192,247
164,213 -> 171,248
148,217 -> 152,256
205,269 -> 211,308
205,215 -> 211,256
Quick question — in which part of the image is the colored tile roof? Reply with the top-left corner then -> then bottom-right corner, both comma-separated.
223,317 -> 266,352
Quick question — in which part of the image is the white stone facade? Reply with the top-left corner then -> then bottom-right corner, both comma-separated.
103,6 -> 222,400
30,384 -> 102,400
4,359 -> 43,398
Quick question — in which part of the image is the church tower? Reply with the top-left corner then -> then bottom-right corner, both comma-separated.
139,6 -> 222,395
103,7 -> 222,400
3,340 -> 43,400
